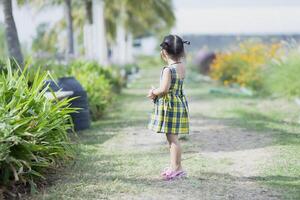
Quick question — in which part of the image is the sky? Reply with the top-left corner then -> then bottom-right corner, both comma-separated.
173,0 -> 300,34
1,0 -> 300,44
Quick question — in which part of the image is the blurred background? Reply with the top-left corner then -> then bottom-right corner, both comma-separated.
1,1 -> 300,199
1,0 -> 300,60
0,0 -> 176,64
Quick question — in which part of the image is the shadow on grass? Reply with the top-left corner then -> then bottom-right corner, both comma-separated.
92,118 -> 147,130
78,133 -> 115,145
51,154 -> 299,199
201,172 -> 300,199
201,172 -> 300,184
189,109 -> 300,198
228,109 -> 300,146
75,118 -> 147,146
188,90 -> 261,102
191,109 -> 300,149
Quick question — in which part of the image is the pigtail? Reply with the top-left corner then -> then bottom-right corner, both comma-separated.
160,42 -> 169,49
183,40 -> 190,45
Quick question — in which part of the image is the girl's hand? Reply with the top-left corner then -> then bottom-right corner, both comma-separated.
147,87 -> 156,100
147,89 -> 155,100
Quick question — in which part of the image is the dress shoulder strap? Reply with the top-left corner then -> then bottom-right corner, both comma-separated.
160,66 -> 175,80
160,66 -> 177,91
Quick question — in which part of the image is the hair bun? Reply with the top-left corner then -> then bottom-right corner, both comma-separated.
183,40 -> 190,45
160,42 -> 169,49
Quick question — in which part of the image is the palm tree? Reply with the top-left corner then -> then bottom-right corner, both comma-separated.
64,0 -> 74,55
20,0 -> 175,64
105,0 -> 175,39
105,0 -> 175,64
21,0 -> 75,57
2,0 -> 24,65
84,0 -> 93,25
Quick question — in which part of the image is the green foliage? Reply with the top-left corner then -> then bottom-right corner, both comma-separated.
0,60 -> 76,189
69,61 -> 123,119
27,60 -> 125,120
263,51 -> 300,97
104,0 -> 175,41
32,23 -> 59,54
0,24 -> 8,59
27,59 -> 68,82
122,63 -> 138,75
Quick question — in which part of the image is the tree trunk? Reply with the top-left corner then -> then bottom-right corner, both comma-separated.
125,33 -> 133,63
112,3 -> 126,65
112,23 -> 126,65
85,0 -> 93,24
91,0 -> 108,65
65,0 -> 74,55
83,0 -> 92,58
3,0 -> 23,65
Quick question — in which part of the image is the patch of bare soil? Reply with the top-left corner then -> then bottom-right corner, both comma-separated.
109,109 -> 282,199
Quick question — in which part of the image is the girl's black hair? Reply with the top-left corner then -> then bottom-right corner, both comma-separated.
160,35 -> 190,59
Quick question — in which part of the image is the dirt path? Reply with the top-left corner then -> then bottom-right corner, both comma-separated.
105,107 -> 281,199
29,67 -> 283,200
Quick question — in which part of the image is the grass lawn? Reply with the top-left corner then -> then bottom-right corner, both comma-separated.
27,61 -> 300,200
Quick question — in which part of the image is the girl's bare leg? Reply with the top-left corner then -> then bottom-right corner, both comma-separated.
166,134 -> 182,171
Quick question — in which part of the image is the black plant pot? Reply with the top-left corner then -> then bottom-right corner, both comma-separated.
44,80 -> 60,92
58,77 -> 91,131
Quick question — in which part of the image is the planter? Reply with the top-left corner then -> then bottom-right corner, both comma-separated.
58,77 -> 91,131
44,80 -> 60,92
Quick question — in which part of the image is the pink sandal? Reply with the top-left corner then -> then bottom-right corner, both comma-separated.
161,167 -> 172,176
162,170 -> 187,181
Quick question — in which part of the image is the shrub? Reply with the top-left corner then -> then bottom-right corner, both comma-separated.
123,63 -> 139,75
210,41 -> 281,90
263,51 -> 300,97
27,60 -> 126,120
68,61 -> 116,120
26,59 -> 67,83
70,61 -> 124,93
0,60 -> 75,192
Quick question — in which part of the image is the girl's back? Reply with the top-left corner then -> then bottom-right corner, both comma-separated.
174,63 -> 186,80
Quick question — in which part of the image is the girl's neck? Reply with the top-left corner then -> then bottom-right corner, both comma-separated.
167,59 -> 181,66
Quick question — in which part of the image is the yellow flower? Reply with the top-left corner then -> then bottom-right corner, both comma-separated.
209,41 -> 281,90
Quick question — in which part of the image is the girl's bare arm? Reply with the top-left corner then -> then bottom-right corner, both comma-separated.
152,68 -> 171,96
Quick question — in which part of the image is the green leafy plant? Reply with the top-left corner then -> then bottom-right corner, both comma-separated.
26,59 -> 126,120
31,23 -> 59,54
70,61 -> 124,94
69,61 -> 117,119
263,51 -> 300,97
0,23 -> 8,60
0,60 -> 76,191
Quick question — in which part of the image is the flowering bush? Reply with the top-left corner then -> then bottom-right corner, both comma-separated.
210,41 -> 281,90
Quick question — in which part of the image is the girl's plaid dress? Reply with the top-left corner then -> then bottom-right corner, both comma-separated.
148,65 -> 189,134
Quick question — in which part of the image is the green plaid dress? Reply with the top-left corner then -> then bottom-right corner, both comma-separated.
148,66 -> 189,134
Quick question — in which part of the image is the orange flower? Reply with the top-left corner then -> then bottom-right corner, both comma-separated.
209,41 -> 281,90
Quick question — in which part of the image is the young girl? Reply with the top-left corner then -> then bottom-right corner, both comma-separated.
147,35 -> 190,180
